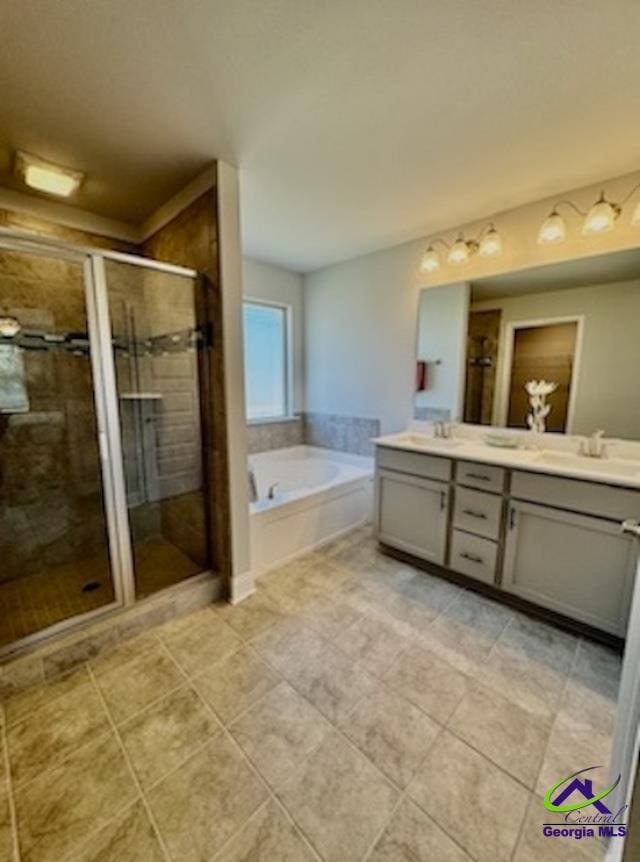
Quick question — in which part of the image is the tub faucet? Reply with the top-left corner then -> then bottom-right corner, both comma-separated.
267,482 -> 279,500
248,467 -> 258,502
578,429 -> 607,459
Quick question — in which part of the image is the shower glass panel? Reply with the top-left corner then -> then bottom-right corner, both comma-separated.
104,259 -> 211,597
0,248 -> 116,648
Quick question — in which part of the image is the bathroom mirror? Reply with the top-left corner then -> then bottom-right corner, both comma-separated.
414,247 -> 640,439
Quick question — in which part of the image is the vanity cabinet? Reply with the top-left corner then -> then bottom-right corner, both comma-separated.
377,468 -> 449,565
503,500 -> 636,635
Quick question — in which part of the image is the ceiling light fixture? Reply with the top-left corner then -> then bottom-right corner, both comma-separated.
582,191 -> 620,235
0,316 -> 21,338
478,223 -> 502,258
448,235 -> 477,265
537,209 -> 568,245
538,183 -> 640,245
419,224 -> 502,276
15,151 -> 84,198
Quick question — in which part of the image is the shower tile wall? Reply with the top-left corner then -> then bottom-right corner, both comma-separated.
0,249 -> 114,646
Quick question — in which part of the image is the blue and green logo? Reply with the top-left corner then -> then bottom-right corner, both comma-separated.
542,766 -> 627,841
544,766 -> 620,814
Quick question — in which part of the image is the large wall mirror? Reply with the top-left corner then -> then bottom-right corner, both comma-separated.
414,248 -> 640,440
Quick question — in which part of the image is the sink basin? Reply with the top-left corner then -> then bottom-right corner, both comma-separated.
534,451 -> 640,479
394,434 -> 463,449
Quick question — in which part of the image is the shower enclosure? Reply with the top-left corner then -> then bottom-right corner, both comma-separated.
0,231 -> 213,653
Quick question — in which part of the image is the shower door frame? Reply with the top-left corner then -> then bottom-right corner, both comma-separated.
0,229 -> 200,657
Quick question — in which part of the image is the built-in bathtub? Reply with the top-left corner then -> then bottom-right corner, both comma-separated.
249,445 -> 374,576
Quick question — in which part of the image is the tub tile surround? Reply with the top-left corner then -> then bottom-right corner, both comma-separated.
0,528 -> 615,861
248,412 -> 381,456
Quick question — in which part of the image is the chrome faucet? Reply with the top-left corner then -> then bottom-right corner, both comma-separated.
434,420 -> 453,439
578,429 -> 607,459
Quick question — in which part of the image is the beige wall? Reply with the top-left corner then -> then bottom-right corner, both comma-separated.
473,279 -> 640,440
305,169 -> 640,434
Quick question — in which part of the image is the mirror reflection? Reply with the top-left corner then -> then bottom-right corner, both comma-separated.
415,248 -> 640,440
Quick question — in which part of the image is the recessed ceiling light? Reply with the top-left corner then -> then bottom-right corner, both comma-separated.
15,151 -> 84,198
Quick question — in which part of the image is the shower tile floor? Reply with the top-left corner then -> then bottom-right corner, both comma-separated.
0,538 -> 201,648
0,527 -> 619,861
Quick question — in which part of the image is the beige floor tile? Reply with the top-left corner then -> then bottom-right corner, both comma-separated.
498,615 -> 579,674
3,665 -> 91,727
449,684 -> 551,787
369,799 -> 471,861
383,643 -> 469,723
335,615 -> 408,677
96,644 -> 185,724
8,681 -> 110,786
0,790 -> 14,862
89,633 -> 158,677
277,729 -> 398,862
416,590 -> 512,673
147,731 -> 268,862
119,685 -> 219,788
159,610 -> 243,676
479,643 -> 568,718
513,794 -> 604,861
14,734 -> 138,862
536,711 -> 613,798
570,639 -> 622,701
229,681 -> 331,789
214,798 -> 316,861
408,731 -> 529,862
286,642 -> 379,724
251,619 -> 328,679
295,594 -> 363,640
73,800 -> 164,862
194,646 -> 281,724
340,686 -> 440,788
258,559 -> 328,612
214,591 -> 288,641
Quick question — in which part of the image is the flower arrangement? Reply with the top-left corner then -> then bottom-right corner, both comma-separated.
525,379 -> 558,434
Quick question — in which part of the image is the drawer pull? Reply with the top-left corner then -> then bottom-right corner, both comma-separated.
460,551 -> 484,564
462,508 -> 487,520
440,490 -> 447,511
465,472 -> 492,482
509,508 -> 516,530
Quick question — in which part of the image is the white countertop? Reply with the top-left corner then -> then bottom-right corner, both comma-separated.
374,432 -> 640,490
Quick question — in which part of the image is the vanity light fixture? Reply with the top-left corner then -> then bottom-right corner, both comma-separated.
478,223 -> 502,258
538,183 -> 640,244
15,151 -> 84,198
0,316 -> 21,338
419,224 -> 502,274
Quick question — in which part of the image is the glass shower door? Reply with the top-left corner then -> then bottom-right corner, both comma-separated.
103,259 -> 212,598
0,246 -> 119,649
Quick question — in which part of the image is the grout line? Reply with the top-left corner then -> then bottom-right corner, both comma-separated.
156,635 -> 324,861
2,706 -> 21,862
85,664 -> 173,862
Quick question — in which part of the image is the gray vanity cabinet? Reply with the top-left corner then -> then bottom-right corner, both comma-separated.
377,469 -> 449,565
502,500 -> 636,636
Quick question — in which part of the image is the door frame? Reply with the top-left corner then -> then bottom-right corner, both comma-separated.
497,314 -> 585,433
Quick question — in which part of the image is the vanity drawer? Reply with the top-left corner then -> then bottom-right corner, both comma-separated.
457,460 -> 505,493
511,471 -> 640,521
449,530 -> 497,584
453,487 -> 503,540
376,446 -> 452,482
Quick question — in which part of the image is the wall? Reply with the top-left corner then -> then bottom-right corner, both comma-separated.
304,169 -> 640,435
242,257 -> 304,413
472,279 -> 640,439
415,283 -> 469,421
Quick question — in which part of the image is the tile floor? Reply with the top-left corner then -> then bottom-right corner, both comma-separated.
0,527 -> 621,861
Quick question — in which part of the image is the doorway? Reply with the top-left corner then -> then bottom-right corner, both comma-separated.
504,318 -> 580,432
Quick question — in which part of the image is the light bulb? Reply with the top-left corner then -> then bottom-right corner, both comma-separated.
537,210 -> 566,245
582,194 -> 619,235
447,236 -> 471,265
0,316 -> 21,338
631,201 -> 640,227
419,246 -> 440,273
479,225 -> 502,258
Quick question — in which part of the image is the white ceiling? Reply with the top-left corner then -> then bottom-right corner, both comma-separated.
1,1 -> 640,272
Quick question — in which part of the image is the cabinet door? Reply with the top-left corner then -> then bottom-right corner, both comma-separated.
376,469 -> 448,565
503,501 -> 636,635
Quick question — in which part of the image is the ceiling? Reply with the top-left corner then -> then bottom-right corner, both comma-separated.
471,248 -> 640,301
1,1 -> 640,272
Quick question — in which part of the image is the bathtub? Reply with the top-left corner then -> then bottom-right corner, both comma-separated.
249,445 -> 374,576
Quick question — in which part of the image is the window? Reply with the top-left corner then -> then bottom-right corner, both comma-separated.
243,301 -> 290,420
